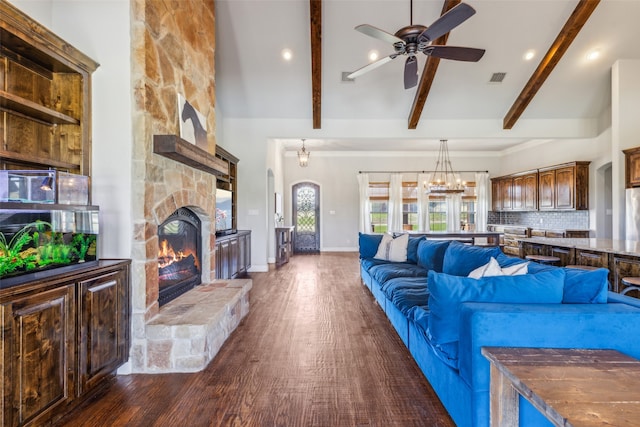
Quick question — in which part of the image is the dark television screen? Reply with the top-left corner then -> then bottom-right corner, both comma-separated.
215,188 -> 233,232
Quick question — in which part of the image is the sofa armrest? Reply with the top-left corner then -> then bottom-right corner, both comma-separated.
457,302 -> 640,391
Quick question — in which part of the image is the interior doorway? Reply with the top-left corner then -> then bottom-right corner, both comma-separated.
292,182 -> 320,253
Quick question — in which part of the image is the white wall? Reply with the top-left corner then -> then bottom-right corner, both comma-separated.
9,0 -> 134,259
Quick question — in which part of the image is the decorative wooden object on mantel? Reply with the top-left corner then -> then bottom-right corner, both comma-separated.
153,135 -> 229,176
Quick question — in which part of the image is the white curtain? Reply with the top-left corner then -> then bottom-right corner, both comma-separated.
446,193 -> 462,232
357,173 -> 371,233
475,171 -> 490,232
388,173 -> 403,232
417,173 -> 430,231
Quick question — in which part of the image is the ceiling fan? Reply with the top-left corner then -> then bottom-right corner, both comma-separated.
347,1 -> 485,89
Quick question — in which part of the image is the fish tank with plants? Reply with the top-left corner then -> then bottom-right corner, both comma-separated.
0,203 -> 99,288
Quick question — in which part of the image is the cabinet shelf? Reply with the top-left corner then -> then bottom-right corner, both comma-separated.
0,90 -> 79,125
0,149 -> 81,170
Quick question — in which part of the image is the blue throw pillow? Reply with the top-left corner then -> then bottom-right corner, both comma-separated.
416,239 -> 451,272
358,233 -> 383,259
407,236 -> 426,264
427,269 -> 565,345
562,267 -> 609,303
495,252 -> 529,268
442,241 -> 503,276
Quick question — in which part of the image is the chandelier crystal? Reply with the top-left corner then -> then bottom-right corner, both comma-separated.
425,139 -> 465,194
297,138 -> 310,167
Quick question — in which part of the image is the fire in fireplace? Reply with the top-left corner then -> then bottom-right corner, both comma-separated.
157,208 -> 202,306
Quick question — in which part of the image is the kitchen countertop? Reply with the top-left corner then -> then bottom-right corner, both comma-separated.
518,237 -> 640,257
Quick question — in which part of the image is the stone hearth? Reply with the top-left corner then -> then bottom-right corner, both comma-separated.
139,278 -> 252,373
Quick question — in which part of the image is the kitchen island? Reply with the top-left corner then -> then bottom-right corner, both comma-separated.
519,237 -> 640,295
403,231 -> 502,246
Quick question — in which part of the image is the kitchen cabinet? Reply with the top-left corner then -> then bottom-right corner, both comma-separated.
492,162 -> 589,212
623,146 -> 640,188
1,260 -> 130,426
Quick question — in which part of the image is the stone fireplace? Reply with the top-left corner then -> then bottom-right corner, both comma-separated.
127,0 -> 251,373
157,207 -> 202,306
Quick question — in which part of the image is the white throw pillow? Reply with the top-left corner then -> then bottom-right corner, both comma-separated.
468,257 -> 529,279
374,233 -> 409,262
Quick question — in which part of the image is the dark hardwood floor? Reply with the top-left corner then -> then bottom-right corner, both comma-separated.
60,252 -> 454,426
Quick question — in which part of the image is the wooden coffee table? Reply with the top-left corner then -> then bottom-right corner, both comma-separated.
481,347 -> 640,427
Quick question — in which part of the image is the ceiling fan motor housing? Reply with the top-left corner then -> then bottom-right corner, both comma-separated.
394,25 -> 428,55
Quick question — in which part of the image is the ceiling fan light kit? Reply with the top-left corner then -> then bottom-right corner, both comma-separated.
348,1 -> 485,89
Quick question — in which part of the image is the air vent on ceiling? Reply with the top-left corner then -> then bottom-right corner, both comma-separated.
342,72 -> 355,83
489,72 -> 506,83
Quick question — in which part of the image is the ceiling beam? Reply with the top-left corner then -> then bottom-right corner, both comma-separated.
310,0 -> 322,129
408,0 -> 461,130
503,0 -> 600,130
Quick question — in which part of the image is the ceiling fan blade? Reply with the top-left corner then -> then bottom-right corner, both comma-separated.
424,45 -> 485,62
355,24 -> 404,45
404,56 -> 418,89
418,2 -> 476,43
347,54 -> 397,80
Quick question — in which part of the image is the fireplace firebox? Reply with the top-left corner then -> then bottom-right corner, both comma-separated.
157,208 -> 202,306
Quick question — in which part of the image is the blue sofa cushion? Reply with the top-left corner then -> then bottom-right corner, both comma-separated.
407,236 -> 426,264
360,257 -> 392,272
369,263 -> 427,285
495,252 -> 529,268
562,267 -> 609,304
442,241 -> 503,276
358,233 -> 383,259
416,239 -> 451,272
427,269 -> 565,346
380,276 -> 428,300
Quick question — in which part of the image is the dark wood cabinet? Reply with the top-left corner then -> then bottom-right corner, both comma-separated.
549,246 -> 575,266
78,268 -> 130,395
493,162 -> 588,212
215,230 -> 251,279
623,146 -> 640,188
0,260 -> 130,426
0,2 -> 98,182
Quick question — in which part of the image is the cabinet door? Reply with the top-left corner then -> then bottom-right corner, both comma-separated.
491,179 -> 500,211
555,166 -> 575,210
512,175 -> 524,210
1,285 -> 75,427
78,269 -> 128,395
499,178 -> 513,211
229,237 -> 239,278
550,246 -> 575,266
237,234 -> 247,276
523,173 -> 538,210
625,147 -> 640,188
538,170 -> 555,210
216,239 -> 231,279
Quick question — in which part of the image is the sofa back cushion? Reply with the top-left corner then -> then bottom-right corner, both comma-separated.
358,233 -> 383,259
442,241 -> 503,276
427,269 -> 566,346
562,267 -> 609,303
407,236 -> 426,264
417,239 -> 451,272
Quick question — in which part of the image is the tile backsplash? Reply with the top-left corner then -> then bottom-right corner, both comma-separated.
488,210 -> 589,230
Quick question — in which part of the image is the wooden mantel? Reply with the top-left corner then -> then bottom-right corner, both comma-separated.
153,135 -> 228,176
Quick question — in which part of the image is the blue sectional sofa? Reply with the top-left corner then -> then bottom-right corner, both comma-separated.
359,233 -> 640,427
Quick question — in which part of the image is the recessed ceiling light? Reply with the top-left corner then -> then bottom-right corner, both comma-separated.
368,50 -> 379,62
281,48 -> 293,61
586,49 -> 600,61
523,50 -> 535,61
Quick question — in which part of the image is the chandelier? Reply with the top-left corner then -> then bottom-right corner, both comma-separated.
425,139 -> 465,194
297,138 -> 310,167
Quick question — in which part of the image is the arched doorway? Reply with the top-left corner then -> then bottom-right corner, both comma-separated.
292,182 -> 320,253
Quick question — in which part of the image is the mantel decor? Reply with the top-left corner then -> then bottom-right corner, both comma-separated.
425,139 -> 465,194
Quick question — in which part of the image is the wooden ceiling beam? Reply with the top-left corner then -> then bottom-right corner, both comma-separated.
408,0 -> 460,130
310,0 -> 322,129
503,0 -> 600,130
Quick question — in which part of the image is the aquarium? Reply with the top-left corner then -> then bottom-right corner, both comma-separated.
0,170 -> 89,205
0,203 -> 99,287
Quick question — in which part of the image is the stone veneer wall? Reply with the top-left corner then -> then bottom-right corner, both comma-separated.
129,0 -> 217,372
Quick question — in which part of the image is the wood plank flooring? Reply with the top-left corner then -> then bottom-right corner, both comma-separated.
59,252 -> 454,427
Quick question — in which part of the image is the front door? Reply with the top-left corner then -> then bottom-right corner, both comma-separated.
292,182 -> 320,253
